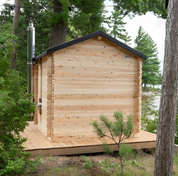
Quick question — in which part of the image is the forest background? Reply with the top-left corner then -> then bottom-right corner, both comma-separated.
0,0 -> 166,70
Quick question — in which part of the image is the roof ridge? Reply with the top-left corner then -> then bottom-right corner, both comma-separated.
35,31 -> 146,60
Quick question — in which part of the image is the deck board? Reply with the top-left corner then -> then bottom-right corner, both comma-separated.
21,121 -> 156,156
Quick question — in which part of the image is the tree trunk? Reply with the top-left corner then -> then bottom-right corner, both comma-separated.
49,0 -> 67,47
120,157 -> 124,176
11,0 -> 21,70
143,83 -> 146,90
154,0 -> 178,175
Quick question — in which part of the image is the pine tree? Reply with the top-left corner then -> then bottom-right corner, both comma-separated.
113,0 -> 167,19
92,111 -> 133,176
134,26 -> 161,89
11,0 -> 21,70
92,111 -> 133,149
0,23 -> 40,176
48,0 -> 105,47
105,7 -> 131,44
0,0 -> 167,74
154,0 -> 178,175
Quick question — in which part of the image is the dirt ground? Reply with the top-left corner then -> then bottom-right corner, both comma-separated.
26,150 -> 156,176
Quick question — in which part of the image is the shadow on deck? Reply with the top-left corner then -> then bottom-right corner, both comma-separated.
21,121 -> 156,157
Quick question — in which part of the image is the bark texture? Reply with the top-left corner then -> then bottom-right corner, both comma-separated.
154,0 -> 178,175
11,0 -> 21,70
49,0 -> 67,47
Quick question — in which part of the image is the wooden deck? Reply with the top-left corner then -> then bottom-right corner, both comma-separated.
21,122 -> 156,157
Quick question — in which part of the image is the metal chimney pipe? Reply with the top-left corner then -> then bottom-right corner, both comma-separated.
27,21 -> 35,94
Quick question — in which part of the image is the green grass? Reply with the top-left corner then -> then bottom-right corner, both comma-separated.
46,156 -> 58,161
174,154 -> 178,175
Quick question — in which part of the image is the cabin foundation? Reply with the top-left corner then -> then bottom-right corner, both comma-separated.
21,122 -> 156,157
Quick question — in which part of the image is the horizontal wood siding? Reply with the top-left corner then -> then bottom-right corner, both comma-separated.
46,55 -> 53,137
37,59 -> 42,131
51,37 -> 140,142
37,56 -> 53,137
33,64 -> 38,124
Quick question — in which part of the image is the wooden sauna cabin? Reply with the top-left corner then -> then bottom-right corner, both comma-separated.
31,31 -> 146,143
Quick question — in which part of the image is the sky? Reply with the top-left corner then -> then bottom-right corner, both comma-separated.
0,0 -> 166,66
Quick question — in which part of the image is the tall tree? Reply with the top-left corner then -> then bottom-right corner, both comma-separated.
113,0 -> 167,19
154,0 -> 178,175
0,4 -> 13,25
48,0 -> 105,47
105,7 -> 131,44
71,0 -> 106,36
49,0 -> 68,47
14,0 -> 51,74
48,0 -> 166,47
134,26 -> 161,89
0,22 -> 40,176
0,0 -> 167,77
11,0 -> 21,70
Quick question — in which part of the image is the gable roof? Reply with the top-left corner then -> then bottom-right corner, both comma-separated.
35,31 -> 147,61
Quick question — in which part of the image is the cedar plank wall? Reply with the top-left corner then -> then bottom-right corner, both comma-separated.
51,36 -> 141,142
46,55 -> 53,137
37,59 -> 42,131
33,64 -> 38,124
37,56 -> 53,137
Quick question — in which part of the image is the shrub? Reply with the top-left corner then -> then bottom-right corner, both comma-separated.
0,28 -> 41,175
0,71 -> 41,175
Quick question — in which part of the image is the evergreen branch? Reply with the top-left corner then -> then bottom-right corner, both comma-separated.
99,115 -> 116,140
92,121 -> 105,138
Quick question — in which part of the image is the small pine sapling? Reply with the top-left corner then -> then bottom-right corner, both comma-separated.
119,144 -> 134,175
92,111 -> 134,176
92,111 -> 133,151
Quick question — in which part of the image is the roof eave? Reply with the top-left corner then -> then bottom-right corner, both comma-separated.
35,31 -> 147,61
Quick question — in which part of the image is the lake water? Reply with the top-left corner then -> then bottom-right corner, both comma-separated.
152,95 -> 160,110
142,94 -> 161,119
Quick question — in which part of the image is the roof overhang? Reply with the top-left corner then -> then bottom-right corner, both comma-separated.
35,31 -> 147,61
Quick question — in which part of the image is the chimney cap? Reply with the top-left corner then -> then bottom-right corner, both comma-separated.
29,21 -> 34,27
